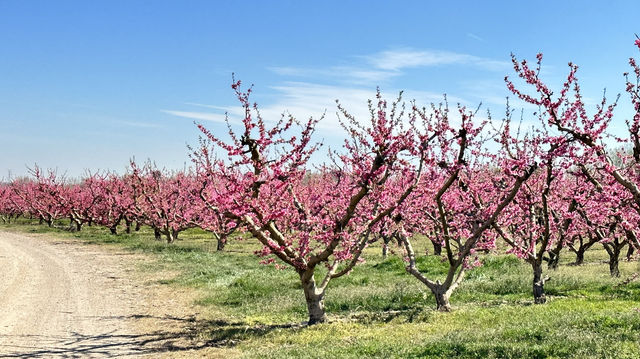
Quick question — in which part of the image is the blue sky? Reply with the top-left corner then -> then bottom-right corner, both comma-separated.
1,1 -> 639,178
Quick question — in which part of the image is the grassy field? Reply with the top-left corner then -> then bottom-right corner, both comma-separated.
2,219 -> 639,358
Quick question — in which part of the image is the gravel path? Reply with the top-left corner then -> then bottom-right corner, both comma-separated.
0,231 -> 193,358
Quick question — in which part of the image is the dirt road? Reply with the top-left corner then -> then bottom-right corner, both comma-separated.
0,230 -> 218,358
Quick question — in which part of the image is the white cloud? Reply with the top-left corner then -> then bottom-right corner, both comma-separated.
467,33 -> 484,42
115,120 -> 163,129
268,66 -> 399,84
161,110 -> 228,123
163,82 -> 469,136
268,48 -> 508,88
366,48 -> 508,72
164,47 -> 504,143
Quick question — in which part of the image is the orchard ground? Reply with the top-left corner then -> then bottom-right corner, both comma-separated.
2,219 -> 639,359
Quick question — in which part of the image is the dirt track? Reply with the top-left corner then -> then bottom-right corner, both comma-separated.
0,230 -> 221,358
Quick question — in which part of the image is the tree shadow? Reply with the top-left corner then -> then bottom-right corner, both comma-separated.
0,314 -> 304,358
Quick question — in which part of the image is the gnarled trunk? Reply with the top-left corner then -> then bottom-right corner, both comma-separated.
433,286 -> 452,312
532,261 -> 546,304
300,271 -> 327,325
604,241 -> 624,277
569,234 -> 598,266
609,255 -> 620,277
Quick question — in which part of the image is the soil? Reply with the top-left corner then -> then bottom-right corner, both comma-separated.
0,230 -> 235,358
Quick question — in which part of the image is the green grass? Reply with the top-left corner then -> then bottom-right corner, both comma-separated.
2,218 -> 639,358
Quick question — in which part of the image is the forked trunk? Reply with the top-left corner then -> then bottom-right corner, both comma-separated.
532,261 -> 546,304
433,287 -> 452,312
300,271 -> 327,325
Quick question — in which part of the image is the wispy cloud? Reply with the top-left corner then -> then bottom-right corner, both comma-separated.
268,66 -> 399,84
164,47 -> 503,136
366,48 -> 508,72
115,120 -> 164,129
268,47 -> 508,87
161,110 -> 228,123
467,33 -> 484,42
183,102 -> 231,111
163,81 -> 468,134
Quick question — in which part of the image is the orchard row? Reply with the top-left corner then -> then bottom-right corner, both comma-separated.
2,41 -> 640,324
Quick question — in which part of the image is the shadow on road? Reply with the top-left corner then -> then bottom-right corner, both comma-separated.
0,314 -> 303,358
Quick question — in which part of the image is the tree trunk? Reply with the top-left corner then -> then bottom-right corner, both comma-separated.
165,229 -> 176,243
432,241 -> 442,256
604,242 -> 623,277
109,226 -> 118,235
609,256 -> 620,277
69,216 -> 83,232
573,248 -> 585,266
125,219 -> 132,234
609,247 -> 621,277
217,239 -> 226,251
214,233 -> 226,251
626,245 -> 635,261
381,234 -> 391,259
154,228 -> 162,241
300,271 -> 327,325
135,221 -> 141,231
546,243 -> 562,270
532,261 -> 546,304
433,287 -> 452,312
